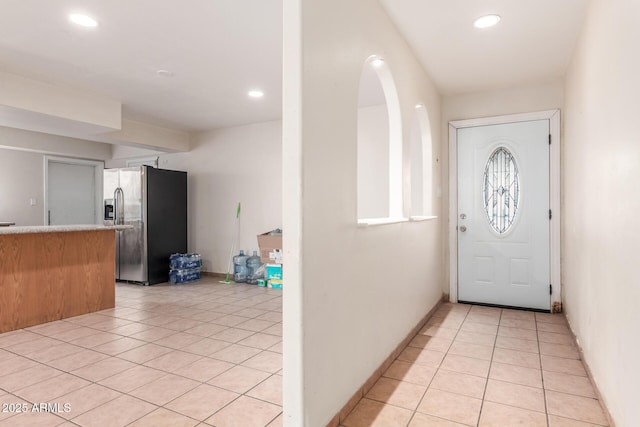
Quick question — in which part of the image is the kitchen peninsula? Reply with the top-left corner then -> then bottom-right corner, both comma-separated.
0,225 -> 130,333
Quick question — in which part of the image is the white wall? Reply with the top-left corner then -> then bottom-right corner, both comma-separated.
442,78 -> 564,124
357,104 -> 389,218
1,119 -> 280,273
0,125 -> 113,160
0,70 -> 121,134
563,1 -> 640,425
441,79 -> 564,294
99,119 -> 190,153
0,127 -> 112,226
410,106 -> 434,217
114,121 -> 282,274
283,0 -> 443,424
410,115 -> 423,215
0,149 -> 45,225
107,144 -> 165,168
0,71 -> 189,153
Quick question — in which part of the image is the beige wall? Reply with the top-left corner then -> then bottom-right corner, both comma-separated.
283,0 -> 443,424
563,0 -> 640,425
440,79 -> 564,294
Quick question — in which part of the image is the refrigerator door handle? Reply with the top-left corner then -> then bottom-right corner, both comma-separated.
113,187 -> 124,225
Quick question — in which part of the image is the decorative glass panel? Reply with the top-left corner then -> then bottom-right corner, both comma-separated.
483,147 -> 520,234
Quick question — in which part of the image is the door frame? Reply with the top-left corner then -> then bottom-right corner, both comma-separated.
448,110 -> 561,310
44,156 -> 105,225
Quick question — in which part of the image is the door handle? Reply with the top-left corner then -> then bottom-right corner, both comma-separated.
459,225 -> 467,232
113,187 -> 124,225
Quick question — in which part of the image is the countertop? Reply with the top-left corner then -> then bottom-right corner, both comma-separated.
0,224 -> 133,235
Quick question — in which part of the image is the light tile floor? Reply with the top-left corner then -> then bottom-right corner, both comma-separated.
342,303 -> 610,427
0,278 -> 282,427
0,285 -> 613,427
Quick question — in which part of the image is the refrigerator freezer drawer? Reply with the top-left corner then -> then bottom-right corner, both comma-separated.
118,220 -> 147,282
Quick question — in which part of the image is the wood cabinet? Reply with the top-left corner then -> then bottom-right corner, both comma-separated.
0,228 -> 116,333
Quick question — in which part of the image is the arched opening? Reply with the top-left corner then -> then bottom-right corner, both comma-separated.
357,56 -> 403,221
410,104 -> 433,216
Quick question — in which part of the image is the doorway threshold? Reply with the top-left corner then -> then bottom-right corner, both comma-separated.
457,300 -> 551,313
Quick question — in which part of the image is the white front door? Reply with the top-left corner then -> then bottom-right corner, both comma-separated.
457,120 -> 550,310
47,161 -> 97,225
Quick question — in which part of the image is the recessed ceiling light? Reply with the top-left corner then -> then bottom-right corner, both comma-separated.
474,14 -> 501,29
248,90 -> 264,98
156,69 -> 174,77
415,103 -> 424,109
371,58 -> 385,68
69,13 -> 98,27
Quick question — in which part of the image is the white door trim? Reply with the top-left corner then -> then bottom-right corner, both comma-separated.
44,156 -> 105,225
449,110 -> 561,310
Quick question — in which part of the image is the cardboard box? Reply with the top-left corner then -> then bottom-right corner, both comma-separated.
257,230 -> 282,264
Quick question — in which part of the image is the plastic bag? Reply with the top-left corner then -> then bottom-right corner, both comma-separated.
248,263 -> 266,284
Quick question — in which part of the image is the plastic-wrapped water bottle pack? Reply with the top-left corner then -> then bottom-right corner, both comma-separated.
169,253 -> 202,284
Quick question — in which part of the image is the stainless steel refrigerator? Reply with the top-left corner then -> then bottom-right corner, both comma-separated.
104,166 -> 187,285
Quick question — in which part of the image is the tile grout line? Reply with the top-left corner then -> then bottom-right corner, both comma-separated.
0,280 -> 283,427
337,300 -> 448,426
19,312 -> 281,358
408,303 -> 472,426
535,314 -> 552,427
474,306 -> 501,427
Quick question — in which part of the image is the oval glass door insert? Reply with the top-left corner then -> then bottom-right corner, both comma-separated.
483,147 -> 520,234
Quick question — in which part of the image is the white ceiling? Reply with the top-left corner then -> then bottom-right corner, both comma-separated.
0,0 -> 283,132
380,0 -> 589,95
0,0 -> 589,135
